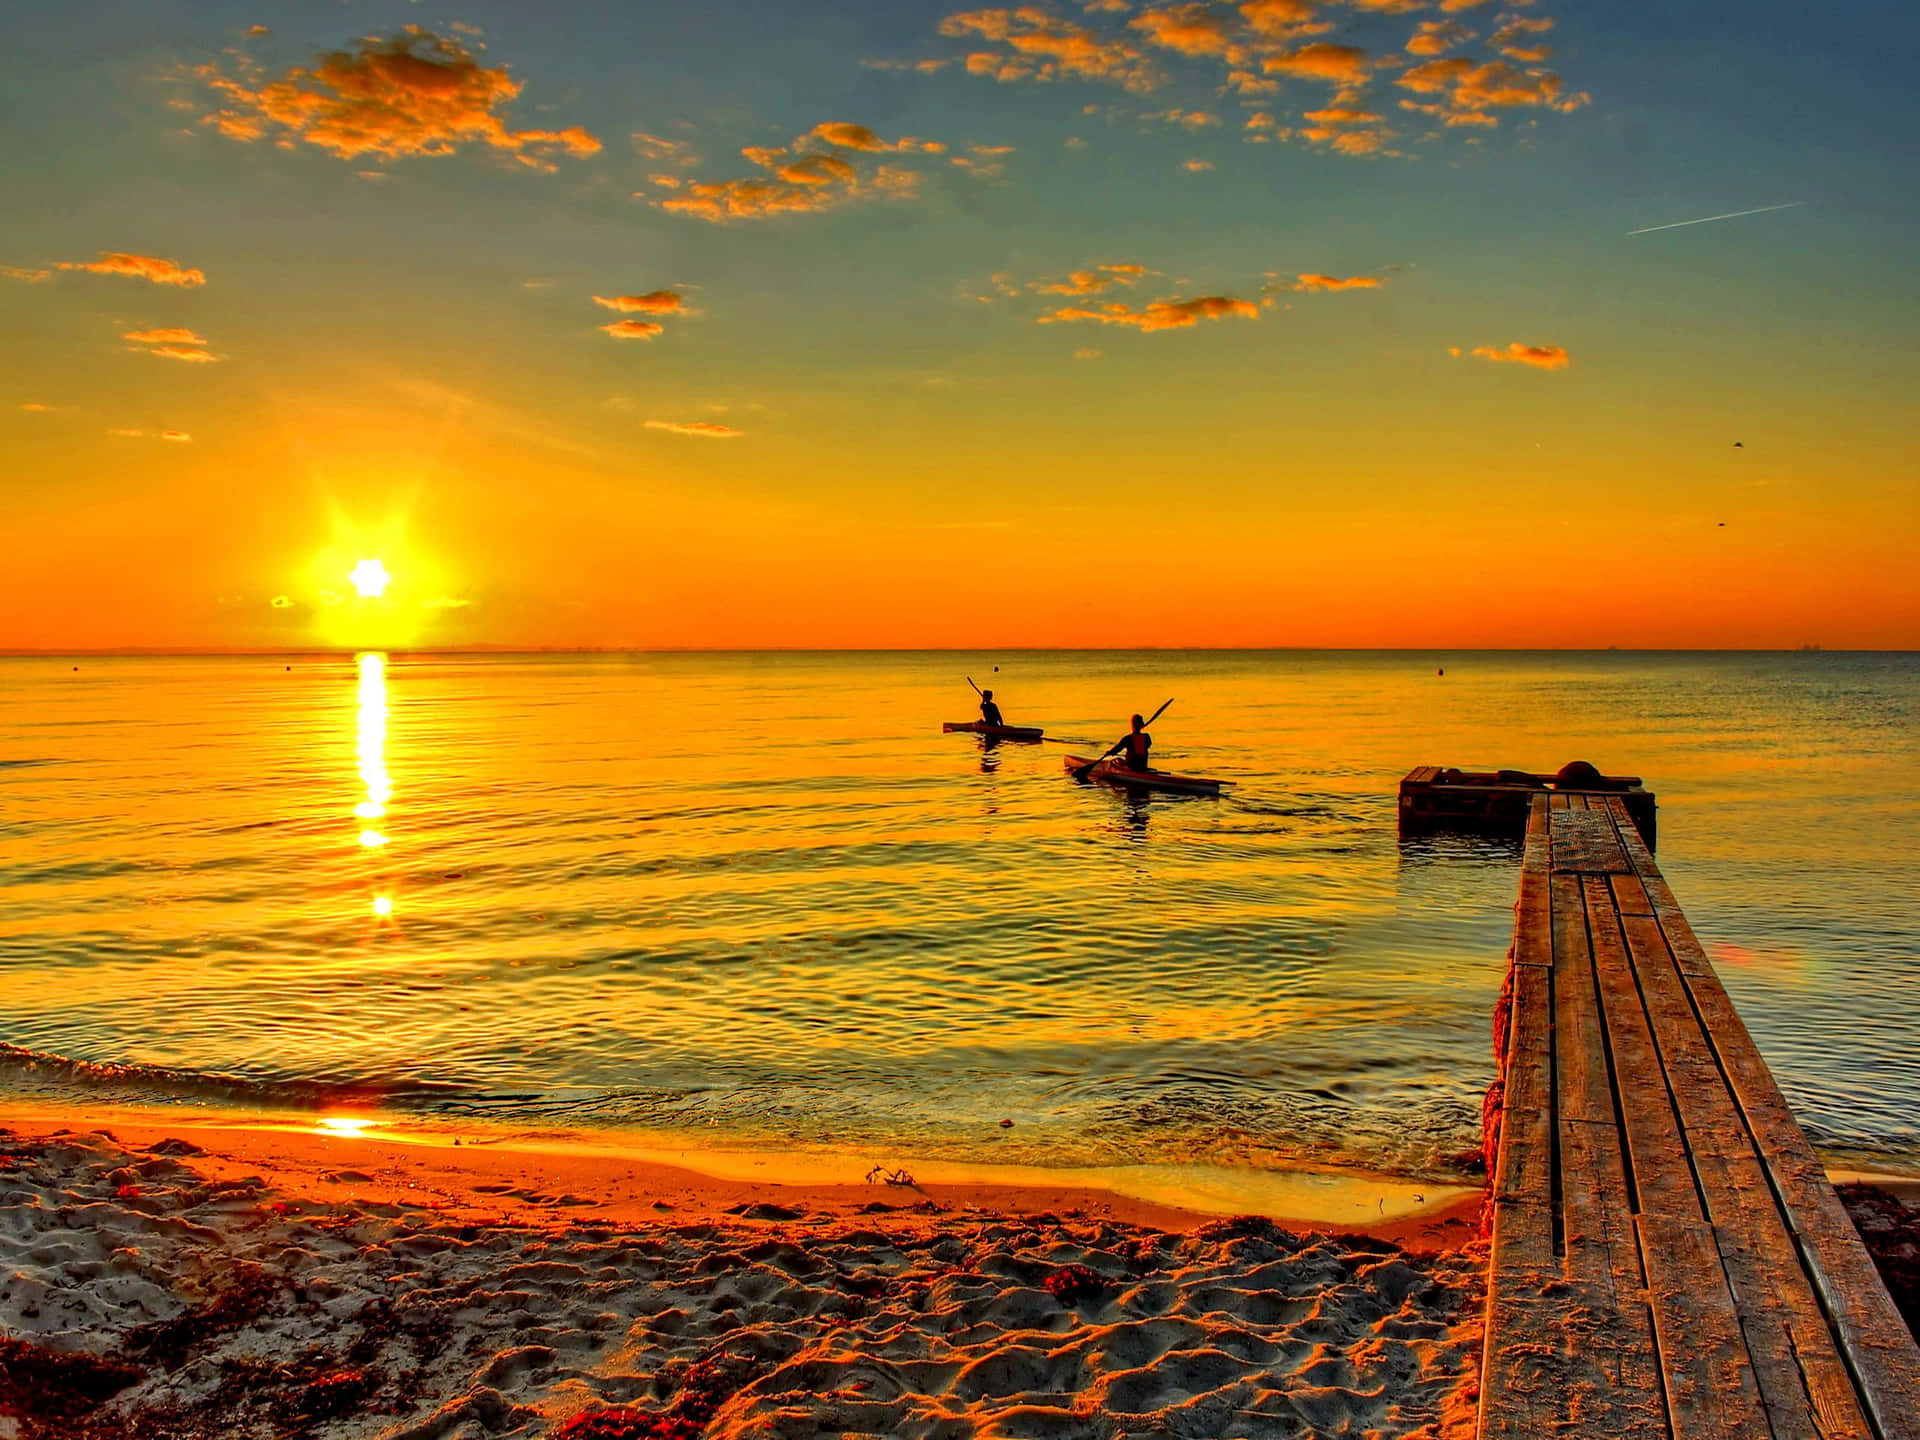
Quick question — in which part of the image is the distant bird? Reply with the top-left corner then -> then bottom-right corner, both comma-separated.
1734,441 -> 1744,448
1718,522 -> 1727,527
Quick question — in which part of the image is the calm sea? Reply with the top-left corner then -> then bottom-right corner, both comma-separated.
2,651 -> 1916,1182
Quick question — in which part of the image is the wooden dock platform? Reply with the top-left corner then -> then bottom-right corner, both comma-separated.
1399,763 -> 1658,848
1480,791 -> 1920,1440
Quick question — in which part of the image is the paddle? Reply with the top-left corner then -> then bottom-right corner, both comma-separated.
966,676 -> 983,696
1070,698 -> 1173,779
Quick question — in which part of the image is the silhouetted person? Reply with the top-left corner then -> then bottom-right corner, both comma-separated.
979,689 -> 1005,727
1105,713 -> 1152,772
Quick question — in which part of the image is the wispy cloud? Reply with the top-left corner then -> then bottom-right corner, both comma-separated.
1455,341 -> 1571,370
1039,294 -> 1259,332
1293,273 -> 1381,292
2,264 -> 52,283
927,2 -> 1587,157
196,26 -> 600,170
1031,263 -> 1149,297
123,326 -> 208,344
144,344 -> 220,363
645,420 -> 743,437
599,319 -> 665,340
593,291 -> 686,315
653,122 -> 933,223
55,253 -> 205,287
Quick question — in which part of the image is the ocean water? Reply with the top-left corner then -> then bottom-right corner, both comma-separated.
2,651 -> 1916,1182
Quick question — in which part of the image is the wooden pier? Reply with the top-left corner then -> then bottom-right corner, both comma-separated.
1479,792 -> 1920,1440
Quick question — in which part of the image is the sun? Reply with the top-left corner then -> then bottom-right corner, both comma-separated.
349,558 -> 391,598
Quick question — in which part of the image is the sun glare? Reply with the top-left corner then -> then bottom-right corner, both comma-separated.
349,558 -> 391,598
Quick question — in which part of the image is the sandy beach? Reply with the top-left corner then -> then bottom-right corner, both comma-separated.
0,1107 -> 1488,1440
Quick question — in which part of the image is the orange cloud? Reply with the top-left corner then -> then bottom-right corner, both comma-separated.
55,253 -> 205,287
940,8 -> 1153,89
592,291 -> 686,315
197,27 -> 601,169
144,344 -> 220,363
1490,15 -> 1554,61
1293,273 -> 1381,291
645,420 -> 742,437
1032,263 -> 1150,296
659,132 -> 924,223
599,319 -> 665,340
1463,341 -> 1571,370
1263,43 -> 1370,84
1239,0 -> 1323,37
807,122 -> 944,153
3,264 -> 51,283
1130,4 -> 1237,58
123,327 -> 208,344
161,430 -> 192,442
1406,19 -> 1472,55
1399,56 -> 1586,116
1039,294 -> 1259,331
1183,157 -> 1215,171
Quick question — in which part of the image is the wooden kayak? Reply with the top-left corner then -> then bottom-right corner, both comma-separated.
1064,756 -> 1224,796
944,721 -> 1045,743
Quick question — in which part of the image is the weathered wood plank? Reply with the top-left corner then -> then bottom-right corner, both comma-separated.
1612,872 -> 1653,917
1479,1274 -> 1669,1440
1604,793 -> 1920,1436
1620,911 -> 1871,1440
1552,874 -> 1613,1125
1550,791 -> 1572,812
1493,959 -> 1555,1208
1583,879 -> 1700,1224
1638,1211 -> 1771,1439
1677,956 -> 1920,1440
1551,808 -> 1630,873
1514,799 -> 1552,968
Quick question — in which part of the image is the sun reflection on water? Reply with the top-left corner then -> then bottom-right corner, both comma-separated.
356,653 -> 393,906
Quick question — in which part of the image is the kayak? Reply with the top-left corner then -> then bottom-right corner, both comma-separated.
944,721 -> 1045,743
1064,756 -> 1224,796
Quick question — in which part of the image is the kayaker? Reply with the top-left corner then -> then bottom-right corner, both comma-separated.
1105,713 -> 1151,772
979,690 -> 1006,728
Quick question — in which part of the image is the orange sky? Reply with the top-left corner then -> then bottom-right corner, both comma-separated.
4,2 -> 1916,650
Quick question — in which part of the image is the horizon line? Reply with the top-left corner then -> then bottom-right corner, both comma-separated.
0,644 -> 1881,658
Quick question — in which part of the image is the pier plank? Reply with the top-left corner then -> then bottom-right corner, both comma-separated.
1620,908 -> 1871,1440
1483,784 -> 1919,1440
1550,807 -> 1629,873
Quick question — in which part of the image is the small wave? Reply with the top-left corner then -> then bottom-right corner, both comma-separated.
0,1041 -> 476,1110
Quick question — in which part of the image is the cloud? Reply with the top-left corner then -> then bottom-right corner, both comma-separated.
123,327 -> 208,344
1238,0 -> 1323,39
1074,347 -> 1103,358
645,420 -> 743,437
1460,341 -> 1570,370
593,291 -> 686,315
1263,43 -> 1371,84
1398,56 -> 1587,120
1490,15 -> 1553,62
807,121 -> 944,153
657,126 -> 929,223
599,319 -> 665,340
940,8 -> 1154,89
20,402 -> 54,413
145,345 -> 220,362
633,132 -> 697,165
161,430 -> 192,442
1293,273 -> 1381,291
196,26 -> 601,169
1039,294 -> 1259,331
2,265 -> 51,283
422,595 -> 471,609
55,253 -> 205,287
1032,263 -> 1149,296
1130,5 -> 1237,58
1406,19 -> 1472,55
1183,157 -> 1215,170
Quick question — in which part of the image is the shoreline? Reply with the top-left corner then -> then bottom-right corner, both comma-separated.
0,1100 -> 1485,1249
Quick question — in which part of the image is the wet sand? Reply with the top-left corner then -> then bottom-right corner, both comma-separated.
0,1105 -> 1487,1439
